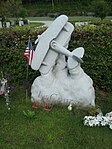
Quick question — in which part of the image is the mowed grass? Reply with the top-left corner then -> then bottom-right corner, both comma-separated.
28,22 -> 44,28
27,16 -> 112,22
0,86 -> 112,149
10,22 -> 45,29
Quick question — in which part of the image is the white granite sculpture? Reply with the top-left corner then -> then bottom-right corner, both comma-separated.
31,15 -> 95,107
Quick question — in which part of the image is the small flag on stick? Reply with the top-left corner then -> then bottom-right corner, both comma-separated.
24,38 -> 34,65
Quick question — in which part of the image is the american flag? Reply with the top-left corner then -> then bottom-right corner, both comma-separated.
24,39 -> 34,65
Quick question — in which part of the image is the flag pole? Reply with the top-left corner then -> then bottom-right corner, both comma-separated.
26,62 -> 28,100
25,36 -> 30,100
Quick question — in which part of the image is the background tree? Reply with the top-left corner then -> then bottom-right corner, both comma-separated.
0,0 -> 8,17
18,8 -> 27,18
51,0 -> 54,9
0,0 -> 28,18
6,0 -> 23,17
91,0 -> 110,20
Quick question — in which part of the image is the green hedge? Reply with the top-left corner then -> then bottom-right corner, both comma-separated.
0,27 -> 45,85
0,25 -> 112,91
70,25 -> 112,91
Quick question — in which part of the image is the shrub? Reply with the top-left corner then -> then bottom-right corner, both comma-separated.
0,25 -> 112,91
70,25 -> 112,91
0,27 -> 45,85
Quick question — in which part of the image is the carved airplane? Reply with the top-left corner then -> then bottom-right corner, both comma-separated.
31,15 -> 95,107
31,15 -> 84,74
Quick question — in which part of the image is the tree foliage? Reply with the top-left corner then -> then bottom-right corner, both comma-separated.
0,0 -> 27,18
91,0 -> 110,20
0,1 -> 8,17
0,0 -> 111,17
6,0 -> 23,17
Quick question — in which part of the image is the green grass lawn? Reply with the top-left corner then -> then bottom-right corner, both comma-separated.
27,16 -> 112,22
10,22 -> 45,29
27,16 -> 112,27
27,16 -> 54,21
27,22 -> 44,28
0,87 -> 112,149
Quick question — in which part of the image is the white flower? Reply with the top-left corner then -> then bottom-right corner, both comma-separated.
101,120 -> 107,126
97,112 -> 103,117
96,115 -> 103,122
84,119 -> 89,126
104,116 -> 109,121
84,116 -> 93,120
109,123 -> 112,129
88,116 -> 94,119
93,118 -> 100,126
88,120 -> 94,127
84,116 -> 88,119
109,117 -> 112,122
68,104 -> 72,111
84,111 -> 112,130
105,112 -> 112,117
6,102 -> 9,106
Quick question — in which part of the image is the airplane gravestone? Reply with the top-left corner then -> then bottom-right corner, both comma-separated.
31,15 -> 95,107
